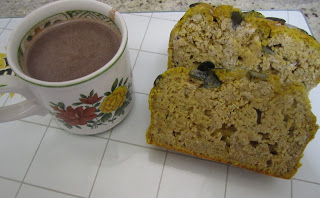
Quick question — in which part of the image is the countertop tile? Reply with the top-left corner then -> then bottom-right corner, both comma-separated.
310,86 -> 320,124
152,11 -> 185,21
292,180 -> 320,198
0,93 -> 9,106
288,11 -> 312,35
158,153 -> 228,198
90,140 -> 166,198
128,49 -> 139,69
226,166 -> 291,198
94,129 -> 112,139
110,93 -> 155,148
5,18 -> 23,30
130,12 -> 153,17
0,177 -> 21,198
0,121 -> 46,181
293,130 -> 320,183
141,17 -> 177,54
122,14 -> 150,50
0,29 -> 12,53
5,94 -> 52,126
132,51 -> 168,94
17,184 -> 78,198
24,128 -> 107,197
258,10 -> 289,21
0,18 -> 10,28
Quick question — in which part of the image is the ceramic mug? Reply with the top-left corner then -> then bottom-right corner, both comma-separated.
0,0 -> 134,135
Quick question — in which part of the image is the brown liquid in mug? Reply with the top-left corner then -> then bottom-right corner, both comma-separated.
22,18 -> 121,82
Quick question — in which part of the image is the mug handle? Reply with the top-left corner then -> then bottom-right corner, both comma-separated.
0,75 -> 48,122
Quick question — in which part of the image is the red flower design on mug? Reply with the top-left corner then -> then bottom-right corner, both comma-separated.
79,93 -> 103,104
53,106 -> 97,126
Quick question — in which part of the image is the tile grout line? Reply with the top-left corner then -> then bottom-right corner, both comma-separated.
0,175 -> 21,183
133,91 -> 149,96
19,119 -> 52,128
108,138 -> 166,152
128,47 -> 168,57
155,151 -> 168,198
14,123 -> 50,198
292,178 -> 320,185
123,12 -> 152,18
3,18 -> 13,29
138,49 -> 168,56
151,16 -> 180,22
0,18 -> 12,39
18,182 -> 85,198
88,137 -> 111,198
132,14 -> 152,71
0,94 -> 10,107
224,166 -> 230,198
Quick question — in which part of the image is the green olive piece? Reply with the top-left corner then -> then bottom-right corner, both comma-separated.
248,71 -> 268,80
231,11 -> 243,29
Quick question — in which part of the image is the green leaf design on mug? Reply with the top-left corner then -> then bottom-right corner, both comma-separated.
111,78 -> 118,92
0,84 -> 7,87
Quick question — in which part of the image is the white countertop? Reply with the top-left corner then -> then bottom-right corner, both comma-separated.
0,10 -> 320,198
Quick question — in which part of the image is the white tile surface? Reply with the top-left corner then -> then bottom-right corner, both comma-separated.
0,178 -> 21,198
0,121 -> 46,180
128,48 -> 139,69
25,128 -> 107,197
95,129 -> 112,139
152,12 -> 185,21
0,18 -> 10,28
5,94 -> 52,125
293,130 -> 320,183
258,10 -> 289,21
226,167 -> 291,198
17,184 -> 77,198
4,93 -> 25,104
292,180 -> 320,198
0,93 -> 9,106
0,29 -> 12,53
90,140 -> 166,198
111,93 -> 154,148
288,11 -> 312,35
158,153 -> 227,198
130,12 -> 153,17
6,18 -> 23,30
141,18 -> 177,54
132,51 -> 168,94
0,11 -> 319,198
122,14 -> 150,49
310,85 -> 320,125
49,118 -> 59,128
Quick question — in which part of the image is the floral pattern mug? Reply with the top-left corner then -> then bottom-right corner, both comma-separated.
0,0 -> 133,135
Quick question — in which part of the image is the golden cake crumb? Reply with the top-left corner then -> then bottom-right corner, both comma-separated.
168,4 -> 320,90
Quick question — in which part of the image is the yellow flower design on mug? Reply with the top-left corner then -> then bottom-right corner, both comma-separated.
99,86 -> 128,113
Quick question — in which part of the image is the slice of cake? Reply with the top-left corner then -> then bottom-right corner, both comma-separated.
168,3 -> 320,90
146,66 -> 318,179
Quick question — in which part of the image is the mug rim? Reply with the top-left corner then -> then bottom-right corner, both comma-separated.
7,0 -> 128,88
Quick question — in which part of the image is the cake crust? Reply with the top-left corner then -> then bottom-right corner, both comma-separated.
146,67 -> 318,179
